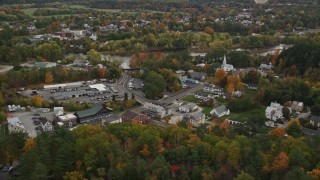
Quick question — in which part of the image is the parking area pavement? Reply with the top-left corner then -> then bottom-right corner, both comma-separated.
10,111 -> 54,137
19,81 -> 125,104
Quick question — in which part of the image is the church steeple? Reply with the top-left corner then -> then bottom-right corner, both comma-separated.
223,54 -> 227,65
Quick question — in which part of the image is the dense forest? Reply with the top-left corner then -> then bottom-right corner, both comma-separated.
276,41 -> 320,76
1,123 -> 320,180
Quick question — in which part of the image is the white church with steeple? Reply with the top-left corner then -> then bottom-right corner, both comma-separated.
221,54 -> 234,72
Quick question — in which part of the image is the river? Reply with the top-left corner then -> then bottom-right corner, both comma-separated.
66,44 -> 293,69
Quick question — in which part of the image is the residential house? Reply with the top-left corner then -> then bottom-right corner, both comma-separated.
187,70 -> 195,76
143,102 -> 169,118
291,101 -> 304,112
53,107 -> 64,117
193,72 -> 207,80
183,112 -> 206,126
102,115 -> 122,125
40,118 -> 53,132
57,114 -> 77,127
210,105 -> 230,117
260,63 -> 273,70
121,111 -> 150,125
34,62 -> 57,69
310,115 -> 320,127
265,102 -> 283,121
73,59 -> 89,67
175,70 -> 186,76
232,91 -> 243,98
179,103 -> 198,113
7,117 -> 26,133
74,104 -> 113,124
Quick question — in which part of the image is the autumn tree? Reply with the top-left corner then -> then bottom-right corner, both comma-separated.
271,128 -> 286,137
45,71 -> 54,84
234,171 -> 254,180
271,152 -> 289,171
31,95 -> 42,107
214,68 -> 226,86
286,120 -> 302,138
98,68 -> 106,78
23,138 -> 35,152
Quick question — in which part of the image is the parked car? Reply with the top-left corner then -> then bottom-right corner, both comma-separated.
2,166 -> 10,172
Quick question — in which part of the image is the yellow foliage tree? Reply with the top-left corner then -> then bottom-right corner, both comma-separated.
63,171 -> 87,180
140,144 -> 150,157
45,71 -> 54,84
23,138 -> 35,152
31,95 -> 42,107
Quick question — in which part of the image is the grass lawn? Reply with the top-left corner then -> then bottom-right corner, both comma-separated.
201,106 -> 212,117
21,7 -> 58,17
243,89 -> 258,99
182,95 -> 200,104
227,107 -> 266,123
21,8 -> 38,16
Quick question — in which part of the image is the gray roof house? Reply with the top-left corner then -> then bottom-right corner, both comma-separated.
183,112 -> 206,127
310,115 -> 320,127
193,72 -> 207,80
179,103 -> 198,113
102,115 -> 122,125
210,105 -> 230,117
74,104 -> 113,124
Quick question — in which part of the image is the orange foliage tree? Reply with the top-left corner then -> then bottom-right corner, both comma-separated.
98,68 -> 106,78
271,152 -> 289,171
140,144 -> 151,157
214,69 -> 226,85
271,128 -> 286,137
23,138 -> 35,152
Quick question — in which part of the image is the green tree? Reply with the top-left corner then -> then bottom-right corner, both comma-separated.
86,49 -> 101,65
35,42 -> 62,62
143,71 -> 166,99
234,171 -> 254,180
286,120 -> 302,138
282,107 -> 291,120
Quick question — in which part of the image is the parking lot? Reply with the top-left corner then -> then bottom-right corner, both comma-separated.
20,80 -> 125,104
10,111 -> 54,137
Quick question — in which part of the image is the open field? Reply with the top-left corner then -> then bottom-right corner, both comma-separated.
182,95 -> 200,103
21,7 -> 58,16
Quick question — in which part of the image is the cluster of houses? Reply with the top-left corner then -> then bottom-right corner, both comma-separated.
214,10 -> 265,27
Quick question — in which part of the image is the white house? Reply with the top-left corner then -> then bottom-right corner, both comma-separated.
183,112 -> 206,127
221,54 -> 234,72
7,117 -> 26,133
53,107 -> 64,117
291,101 -> 304,112
143,102 -> 168,118
179,103 -> 198,113
265,102 -> 283,121
40,119 -> 53,132
210,105 -> 230,117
